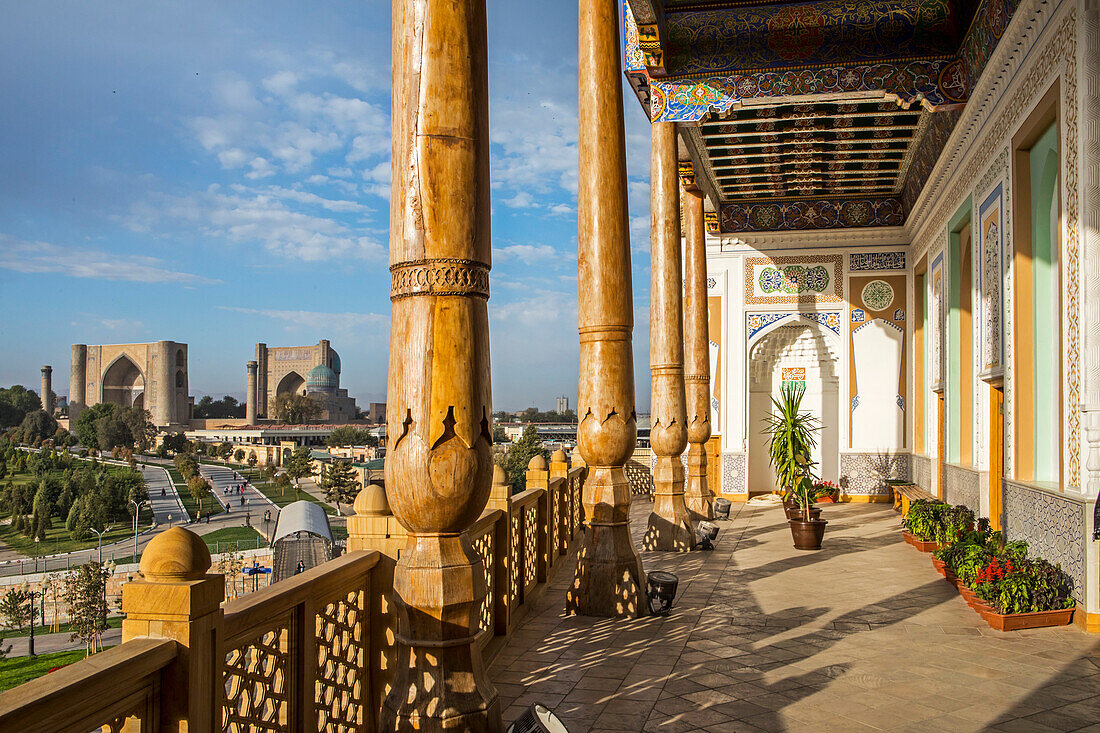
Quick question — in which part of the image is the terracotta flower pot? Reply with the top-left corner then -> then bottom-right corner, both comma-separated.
789,518 -> 827,550
815,495 -> 837,503
982,607 -> 1074,632
931,558 -> 947,576
902,531 -> 939,552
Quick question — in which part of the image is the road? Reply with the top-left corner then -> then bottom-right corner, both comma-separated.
199,464 -> 280,535
0,453 -> 268,578
6,627 -> 123,657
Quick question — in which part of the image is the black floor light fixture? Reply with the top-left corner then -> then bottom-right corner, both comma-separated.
696,520 -> 719,550
646,570 -> 679,616
714,497 -> 731,520
507,703 -> 570,733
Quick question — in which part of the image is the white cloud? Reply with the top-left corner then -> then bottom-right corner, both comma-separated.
494,243 -> 557,264
123,189 -> 384,261
503,191 -> 536,209
262,70 -> 299,97
218,306 -> 386,332
0,235 -> 219,284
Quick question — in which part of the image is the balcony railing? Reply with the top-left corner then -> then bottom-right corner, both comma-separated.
0,461 -> 587,732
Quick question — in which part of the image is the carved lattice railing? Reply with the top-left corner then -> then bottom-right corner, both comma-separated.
221,551 -> 381,733
0,637 -> 176,732
0,465 -> 590,731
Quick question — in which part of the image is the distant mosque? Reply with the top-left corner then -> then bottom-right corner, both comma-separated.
247,339 -> 358,423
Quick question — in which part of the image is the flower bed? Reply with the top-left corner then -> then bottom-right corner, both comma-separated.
922,506 -> 1076,631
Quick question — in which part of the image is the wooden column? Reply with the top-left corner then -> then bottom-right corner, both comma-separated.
382,0 -> 500,728
682,178 -> 714,521
567,0 -> 645,617
644,121 -> 694,552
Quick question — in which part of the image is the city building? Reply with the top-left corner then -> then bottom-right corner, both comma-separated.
555,395 -> 569,414
69,341 -> 192,427
249,339 -> 358,423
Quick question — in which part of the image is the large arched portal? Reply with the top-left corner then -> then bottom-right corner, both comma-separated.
275,371 -> 306,398
747,322 -> 840,494
102,355 -> 145,410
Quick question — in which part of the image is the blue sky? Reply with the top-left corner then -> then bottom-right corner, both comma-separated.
0,1 -> 655,412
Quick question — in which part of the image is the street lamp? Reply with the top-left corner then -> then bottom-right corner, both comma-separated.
34,537 -> 39,574
130,499 -> 146,562
89,525 -> 113,565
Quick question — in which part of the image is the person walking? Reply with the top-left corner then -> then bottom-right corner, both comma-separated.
296,560 -> 305,575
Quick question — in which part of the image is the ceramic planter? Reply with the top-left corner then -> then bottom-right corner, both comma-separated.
785,506 -> 822,522
902,531 -> 939,552
789,518 -> 827,550
980,607 -> 1074,632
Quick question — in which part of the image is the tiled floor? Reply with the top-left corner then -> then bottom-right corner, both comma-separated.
489,499 -> 1100,732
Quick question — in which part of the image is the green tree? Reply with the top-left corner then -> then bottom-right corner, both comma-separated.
65,562 -> 111,656
0,386 -> 43,430
192,395 -> 245,419
0,588 -> 31,633
233,448 -> 245,463
498,426 -> 550,493
19,410 -> 58,445
273,393 -> 320,424
187,475 -> 212,516
284,447 -> 313,498
247,452 -> 258,476
324,426 -> 379,448
217,442 -> 233,461
74,403 -> 117,451
273,471 -> 293,496
317,459 -> 360,515
161,433 -> 189,455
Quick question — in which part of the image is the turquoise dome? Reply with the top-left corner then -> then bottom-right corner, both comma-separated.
306,364 -> 338,392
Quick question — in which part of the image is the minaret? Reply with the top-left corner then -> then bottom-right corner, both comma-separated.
70,345 -> 87,425
40,366 -> 53,414
246,361 -> 258,425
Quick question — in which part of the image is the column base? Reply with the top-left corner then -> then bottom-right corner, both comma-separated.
684,443 -> 713,522
381,534 -> 502,732
643,456 -> 694,552
566,466 -> 645,617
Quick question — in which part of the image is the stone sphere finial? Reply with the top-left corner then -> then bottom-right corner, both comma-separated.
492,464 -> 508,486
550,449 -> 567,462
354,483 -> 391,516
528,454 -> 548,471
140,527 -> 211,582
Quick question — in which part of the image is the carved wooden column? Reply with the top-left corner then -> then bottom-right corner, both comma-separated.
682,172 -> 714,521
644,121 -> 694,552
381,0 -> 500,728
567,0 -> 645,617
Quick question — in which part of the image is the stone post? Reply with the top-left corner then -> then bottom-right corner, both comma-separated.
488,464 -> 511,513
40,366 -> 53,415
122,527 -> 223,732
567,0 -> 645,617
70,345 -> 86,426
549,449 -> 569,481
644,121 -> 693,552
382,0 -> 499,727
682,179 -> 714,521
525,454 -> 550,492
245,361 -> 258,425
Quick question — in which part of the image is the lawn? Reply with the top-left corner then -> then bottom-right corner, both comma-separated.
0,616 -> 123,640
251,481 -> 337,515
202,526 -> 267,554
166,467 -> 223,522
0,648 -> 106,691
0,512 -> 153,558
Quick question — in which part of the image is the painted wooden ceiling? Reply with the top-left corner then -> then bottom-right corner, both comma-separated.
623,0 -> 1018,230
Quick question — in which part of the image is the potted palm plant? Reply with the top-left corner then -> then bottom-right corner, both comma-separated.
764,384 -> 826,549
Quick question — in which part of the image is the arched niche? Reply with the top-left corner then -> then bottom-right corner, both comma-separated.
746,319 -> 840,493
102,354 -> 145,409
276,371 -> 306,398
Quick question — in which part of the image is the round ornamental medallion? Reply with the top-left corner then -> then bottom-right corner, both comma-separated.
861,280 -> 895,312
752,204 -> 781,230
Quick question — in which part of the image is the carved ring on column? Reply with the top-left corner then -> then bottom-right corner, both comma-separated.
390,258 -> 491,300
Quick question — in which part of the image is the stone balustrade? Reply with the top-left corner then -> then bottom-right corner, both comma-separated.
0,460 -> 588,731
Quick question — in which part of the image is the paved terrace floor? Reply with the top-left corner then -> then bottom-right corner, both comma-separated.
489,499 -> 1100,732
